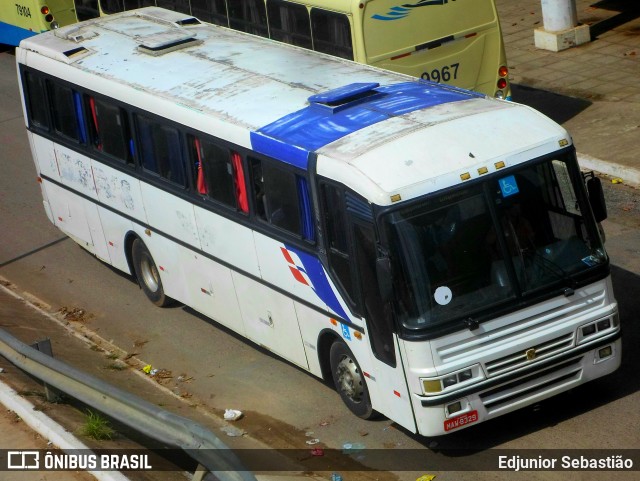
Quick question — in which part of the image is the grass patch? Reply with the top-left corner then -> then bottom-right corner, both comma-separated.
80,410 -> 115,441
104,361 -> 127,371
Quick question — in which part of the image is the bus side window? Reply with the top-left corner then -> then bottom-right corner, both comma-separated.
86,96 -> 132,165
190,136 -> 238,209
156,1 -> 192,15
249,157 -> 303,236
321,183 -> 357,310
228,0 -> 268,38
267,0 -> 312,49
136,115 -> 186,187
23,71 -> 50,131
353,222 -> 396,366
190,0 -> 229,26
100,0 -> 125,14
310,9 -> 353,60
47,81 -> 86,143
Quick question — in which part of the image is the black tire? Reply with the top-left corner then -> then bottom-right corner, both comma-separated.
131,238 -> 172,307
329,340 -> 376,419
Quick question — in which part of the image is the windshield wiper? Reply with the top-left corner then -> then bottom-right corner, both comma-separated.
529,250 -> 577,297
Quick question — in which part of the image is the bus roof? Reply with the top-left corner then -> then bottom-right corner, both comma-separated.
18,7 -> 569,206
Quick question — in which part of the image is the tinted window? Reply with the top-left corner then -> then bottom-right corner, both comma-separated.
267,0 -> 312,49
321,183 -> 355,303
99,0 -> 154,13
156,0 -> 191,14
251,157 -> 301,234
191,136 -> 236,207
311,9 -> 353,60
354,221 -> 395,365
191,0 -> 229,26
24,71 -> 49,129
87,97 -> 132,163
228,0 -> 268,37
48,82 -> 84,142
137,115 -> 186,186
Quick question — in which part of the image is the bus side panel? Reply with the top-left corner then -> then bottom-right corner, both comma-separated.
30,134 -> 59,183
233,273 -> 309,370
193,206 -> 260,278
293,302 -> 331,379
27,133 -> 56,225
253,233 -> 354,318
92,162 -> 147,226
179,249 -> 246,337
366,341 -> 417,433
43,181 -> 95,251
84,201 -> 110,263
140,183 -> 202,251
55,144 -> 97,200
96,206 -> 134,274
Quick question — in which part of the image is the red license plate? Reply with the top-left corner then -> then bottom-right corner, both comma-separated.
444,410 -> 479,432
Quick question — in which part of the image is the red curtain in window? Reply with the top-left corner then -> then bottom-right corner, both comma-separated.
231,151 -> 249,213
194,138 -> 208,195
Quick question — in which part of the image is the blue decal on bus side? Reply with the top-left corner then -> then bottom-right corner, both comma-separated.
285,244 -> 350,321
341,323 -> 352,341
372,0 -> 455,22
251,81 -> 478,169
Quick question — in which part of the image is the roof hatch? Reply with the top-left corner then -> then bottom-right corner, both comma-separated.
137,30 -> 202,56
308,82 -> 382,112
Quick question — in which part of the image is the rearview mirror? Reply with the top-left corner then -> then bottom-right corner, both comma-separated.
586,176 -> 607,222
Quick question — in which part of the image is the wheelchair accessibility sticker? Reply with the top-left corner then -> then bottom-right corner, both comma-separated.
499,175 -> 519,198
341,323 -> 351,340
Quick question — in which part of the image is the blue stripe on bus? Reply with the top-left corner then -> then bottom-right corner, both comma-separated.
0,22 -> 39,47
250,81 -> 479,169
296,177 -> 315,241
285,244 -> 349,320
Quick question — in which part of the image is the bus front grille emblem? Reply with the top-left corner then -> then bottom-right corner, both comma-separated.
526,348 -> 537,361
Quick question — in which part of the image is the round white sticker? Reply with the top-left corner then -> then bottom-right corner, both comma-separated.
434,286 -> 453,305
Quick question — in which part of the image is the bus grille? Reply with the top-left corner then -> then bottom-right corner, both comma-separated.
480,357 -> 582,412
484,332 -> 574,377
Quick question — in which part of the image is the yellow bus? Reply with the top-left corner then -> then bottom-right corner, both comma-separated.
0,1 -> 79,46
97,0 -> 511,99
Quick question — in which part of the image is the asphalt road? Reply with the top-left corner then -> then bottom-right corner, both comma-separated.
0,49 -> 638,481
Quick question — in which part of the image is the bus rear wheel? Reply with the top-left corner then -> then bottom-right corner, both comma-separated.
330,340 -> 375,419
132,238 -> 172,307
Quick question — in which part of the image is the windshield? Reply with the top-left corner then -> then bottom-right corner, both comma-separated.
382,155 -> 607,332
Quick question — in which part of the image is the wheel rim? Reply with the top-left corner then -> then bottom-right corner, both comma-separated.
140,254 -> 160,293
336,355 -> 364,403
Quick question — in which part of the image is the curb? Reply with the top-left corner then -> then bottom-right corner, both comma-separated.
0,380 -> 130,481
578,153 -> 640,188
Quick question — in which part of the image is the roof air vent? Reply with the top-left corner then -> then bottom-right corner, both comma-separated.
308,82 -> 381,112
137,30 -> 202,56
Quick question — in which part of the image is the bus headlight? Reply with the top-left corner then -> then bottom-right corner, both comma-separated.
421,364 -> 485,395
577,314 -> 619,344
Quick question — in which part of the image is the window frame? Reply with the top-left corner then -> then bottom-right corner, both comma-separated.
85,94 -> 134,166
249,155 -> 315,242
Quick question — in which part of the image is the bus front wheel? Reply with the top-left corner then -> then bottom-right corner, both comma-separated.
330,340 -> 375,419
132,238 -> 172,307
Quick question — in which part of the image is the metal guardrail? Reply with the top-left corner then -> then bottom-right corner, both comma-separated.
0,327 -> 257,481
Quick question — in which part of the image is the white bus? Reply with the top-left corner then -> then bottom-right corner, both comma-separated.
17,7 -> 620,436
